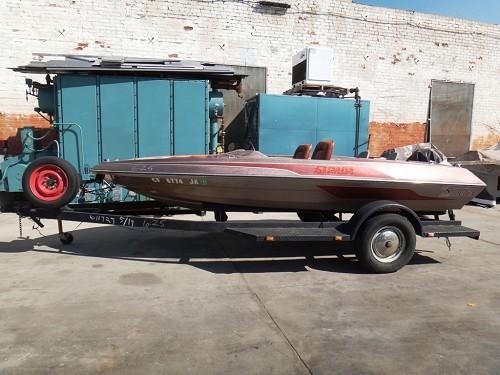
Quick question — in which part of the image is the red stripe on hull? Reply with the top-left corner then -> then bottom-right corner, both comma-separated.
319,186 -> 448,201
198,162 -> 390,179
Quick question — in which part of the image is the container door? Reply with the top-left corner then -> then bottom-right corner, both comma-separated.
137,78 -> 172,157
57,75 -> 98,178
430,80 -> 474,157
100,76 -> 136,160
172,80 -> 208,155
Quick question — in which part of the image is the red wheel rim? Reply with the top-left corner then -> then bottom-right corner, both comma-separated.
28,165 -> 69,202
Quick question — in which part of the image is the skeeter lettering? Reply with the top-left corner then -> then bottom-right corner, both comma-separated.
314,166 -> 354,176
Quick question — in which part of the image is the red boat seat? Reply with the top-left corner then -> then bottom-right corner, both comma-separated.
293,144 -> 312,159
312,140 -> 334,160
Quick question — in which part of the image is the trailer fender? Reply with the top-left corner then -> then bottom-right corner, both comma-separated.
348,200 -> 423,239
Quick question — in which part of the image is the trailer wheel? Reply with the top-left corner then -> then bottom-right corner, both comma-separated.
355,213 -> 416,273
59,232 -> 74,245
22,157 -> 80,209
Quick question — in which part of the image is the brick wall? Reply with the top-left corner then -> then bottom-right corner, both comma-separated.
1,0 -> 499,155
0,114 -> 51,139
368,122 -> 428,156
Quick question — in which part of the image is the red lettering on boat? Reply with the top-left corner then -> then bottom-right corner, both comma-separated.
314,166 -> 354,176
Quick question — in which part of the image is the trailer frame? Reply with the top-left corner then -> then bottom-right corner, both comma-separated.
14,199 -> 480,273
16,202 -> 480,244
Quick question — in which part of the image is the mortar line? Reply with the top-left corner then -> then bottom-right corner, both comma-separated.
214,234 -> 313,375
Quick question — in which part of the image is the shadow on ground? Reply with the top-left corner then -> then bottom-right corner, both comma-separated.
0,225 -> 440,274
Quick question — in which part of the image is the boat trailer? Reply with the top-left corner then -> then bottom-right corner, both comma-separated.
15,200 -> 480,273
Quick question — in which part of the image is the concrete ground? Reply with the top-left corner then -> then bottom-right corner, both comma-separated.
0,205 -> 499,375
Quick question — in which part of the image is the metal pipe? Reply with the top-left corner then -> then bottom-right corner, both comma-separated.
53,122 -> 85,172
352,88 -> 361,156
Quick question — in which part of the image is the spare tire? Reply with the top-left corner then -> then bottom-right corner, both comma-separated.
22,157 -> 80,209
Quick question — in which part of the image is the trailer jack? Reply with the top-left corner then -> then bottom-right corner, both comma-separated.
18,214 -> 45,239
57,219 -> 74,244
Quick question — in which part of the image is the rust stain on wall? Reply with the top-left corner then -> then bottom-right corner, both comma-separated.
391,55 -> 401,64
368,122 -> 427,156
471,133 -> 500,150
74,42 -> 89,50
95,40 -> 111,48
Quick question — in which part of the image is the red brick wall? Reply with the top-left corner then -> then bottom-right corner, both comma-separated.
0,113 -> 51,137
368,122 -> 427,156
0,113 -> 53,154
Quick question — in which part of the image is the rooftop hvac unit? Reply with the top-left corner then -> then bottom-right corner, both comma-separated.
292,47 -> 334,86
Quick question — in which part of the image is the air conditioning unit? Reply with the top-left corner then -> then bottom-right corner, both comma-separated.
292,47 -> 334,86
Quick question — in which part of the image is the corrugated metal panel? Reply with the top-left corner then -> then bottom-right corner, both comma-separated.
14,54 -> 245,79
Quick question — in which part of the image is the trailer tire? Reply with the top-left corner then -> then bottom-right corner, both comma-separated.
355,213 -> 416,273
59,232 -> 74,245
22,157 -> 80,209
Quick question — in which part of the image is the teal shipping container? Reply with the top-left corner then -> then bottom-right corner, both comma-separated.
0,56 -> 242,210
225,94 -> 370,157
55,75 -> 210,180
0,75 -> 210,204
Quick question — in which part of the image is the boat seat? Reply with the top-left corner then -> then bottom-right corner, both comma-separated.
312,140 -> 335,160
293,144 -> 312,159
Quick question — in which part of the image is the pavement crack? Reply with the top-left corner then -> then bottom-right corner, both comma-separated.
244,276 -> 314,375
478,238 -> 500,247
214,234 -> 314,375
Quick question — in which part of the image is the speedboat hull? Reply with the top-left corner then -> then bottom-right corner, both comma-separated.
93,150 -> 485,213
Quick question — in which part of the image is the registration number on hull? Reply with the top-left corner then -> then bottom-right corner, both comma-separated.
151,177 -> 208,186
442,186 -> 476,198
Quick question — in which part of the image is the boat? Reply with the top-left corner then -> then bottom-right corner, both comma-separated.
92,149 -> 485,213
454,143 -> 500,207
